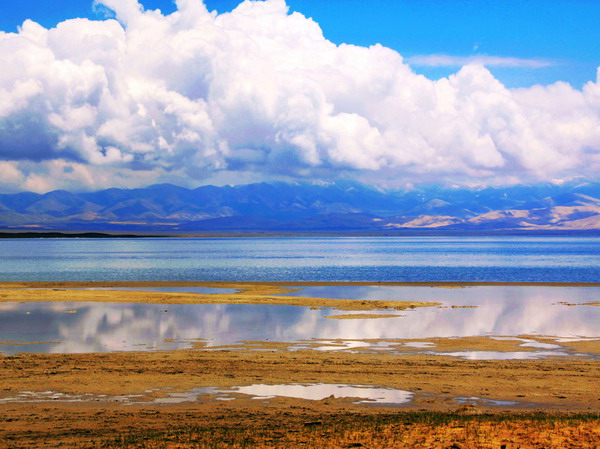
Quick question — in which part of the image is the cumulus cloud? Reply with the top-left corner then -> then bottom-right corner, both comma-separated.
407,54 -> 552,68
0,0 -> 599,192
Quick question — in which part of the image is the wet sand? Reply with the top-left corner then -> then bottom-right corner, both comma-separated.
0,281 -> 440,312
1,349 -> 600,448
2,348 -> 600,409
1,282 -> 599,447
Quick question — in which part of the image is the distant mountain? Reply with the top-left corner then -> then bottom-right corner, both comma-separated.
2,181 -> 600,233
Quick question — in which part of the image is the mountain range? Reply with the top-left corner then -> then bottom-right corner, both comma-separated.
2,181 -> 600,234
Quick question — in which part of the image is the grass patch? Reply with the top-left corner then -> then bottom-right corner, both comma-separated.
97,411 -> 600,449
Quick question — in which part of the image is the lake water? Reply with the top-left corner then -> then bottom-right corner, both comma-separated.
0,236 -> 600,282
1,285 -> 599,356
2,237 -> 599,357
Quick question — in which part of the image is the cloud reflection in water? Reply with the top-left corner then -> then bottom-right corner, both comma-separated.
0,285 -> 598,355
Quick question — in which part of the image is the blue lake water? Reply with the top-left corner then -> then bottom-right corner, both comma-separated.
0,236 -> 599,282
1,284 -> 599,355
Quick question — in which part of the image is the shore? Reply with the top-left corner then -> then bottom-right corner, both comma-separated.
0,281 -> 442,312
2,280 -> 600,309
1,282 -> 599,447
1,349 -> 599,448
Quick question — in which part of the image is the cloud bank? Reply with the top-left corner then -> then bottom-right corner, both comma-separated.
407,54 -> 552,68
0,0 -> 599,192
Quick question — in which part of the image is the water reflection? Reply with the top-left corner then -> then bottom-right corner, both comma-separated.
286,285 -> 600,337
455,397 -> 520,407
0,384 -> 414,406
0,302 -> 310,354
430,351 -> 576,360
153,384 -> 414,405
223,384 -> 413,405
285,285 -> 600,304
0,285 -> 599,355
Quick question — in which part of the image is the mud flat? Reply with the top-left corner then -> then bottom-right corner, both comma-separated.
1,349 -> 600,448
0,281 -> 440,311
0,282 -> 599,447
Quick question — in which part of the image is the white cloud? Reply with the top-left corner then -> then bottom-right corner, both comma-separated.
407,54 -> 553,68
0,0 -> 599,192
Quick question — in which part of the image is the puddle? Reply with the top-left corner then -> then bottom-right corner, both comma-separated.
224,383 -> 413,405
0,391 -> 143,403
295,341 -> 378,351
554,337 -> 600,343
519,341 -> 562,349
455,396 -> 520,407
302,340 -> 437,352
155,384 -> 413,405
0,384 -> 414,406
431,350 -> 579,360
153,387 -> 223,404
490,336 -> 563,350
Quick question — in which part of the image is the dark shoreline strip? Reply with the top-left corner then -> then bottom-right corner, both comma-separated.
0,232 -> 160,239
2,281 -> 600,288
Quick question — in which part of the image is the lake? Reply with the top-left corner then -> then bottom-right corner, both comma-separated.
1,285 -> 599,356
1,236 -> 599,282
2,236 -> 599,357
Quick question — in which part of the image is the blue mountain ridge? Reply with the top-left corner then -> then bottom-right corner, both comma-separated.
1,181 -> 600,233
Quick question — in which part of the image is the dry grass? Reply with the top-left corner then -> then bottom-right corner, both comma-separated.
97,412 -> 600,449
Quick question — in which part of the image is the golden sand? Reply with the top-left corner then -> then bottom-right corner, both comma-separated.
1,281 -> 599,448
0,281 -> 440,311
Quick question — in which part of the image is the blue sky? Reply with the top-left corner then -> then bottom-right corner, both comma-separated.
1,0 -> 598,88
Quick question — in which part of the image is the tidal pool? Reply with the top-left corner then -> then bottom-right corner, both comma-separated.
0,285 -> 599,356
0,387 -> 537,409
284,284 -> 600,305
430,350 -> 577,360
221,384 -> 413,405
156,384 -> 414,405
0,384 -> 414,406
284,285 -> 600,338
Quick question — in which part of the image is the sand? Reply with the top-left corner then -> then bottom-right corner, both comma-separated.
1,281 -> 599,448
0,281 -> 440,312
1,348 -> 599,448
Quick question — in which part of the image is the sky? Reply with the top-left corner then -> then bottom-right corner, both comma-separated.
0,0 -> 599,192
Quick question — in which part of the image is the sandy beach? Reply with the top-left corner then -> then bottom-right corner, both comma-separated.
1,282 -> 599,448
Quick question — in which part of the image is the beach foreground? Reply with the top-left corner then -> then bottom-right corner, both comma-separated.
1,282 -> 599,448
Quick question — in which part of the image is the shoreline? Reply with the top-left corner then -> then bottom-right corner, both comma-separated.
1,281 -> 598,353
2,405 -> 598,448
2,281 -> 600,313
4,230 -> 600,237
4,280 -> 600,287
0,281 -> 600,292
1,348 -> 599,447
2,349 -> 599,411
0,282 -> 440,311
1,282 -> 599,447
